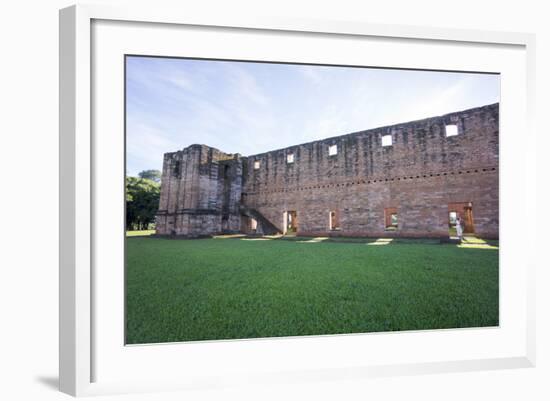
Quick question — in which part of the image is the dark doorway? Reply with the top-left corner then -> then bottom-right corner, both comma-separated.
329,210 -> 341,231
448,202 -> 475,235
285,211 -> 298,234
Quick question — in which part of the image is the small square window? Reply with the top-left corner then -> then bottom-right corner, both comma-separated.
287,153 -> 294,163
445,124 -> 458,137
382,135 -> 392,147
328,144 -> 338,156
253,160 -> 260,170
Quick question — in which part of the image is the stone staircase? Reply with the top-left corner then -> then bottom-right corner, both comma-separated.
239,205 -> 280,235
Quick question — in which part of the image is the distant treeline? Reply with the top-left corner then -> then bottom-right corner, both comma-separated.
126,170 -> 161,231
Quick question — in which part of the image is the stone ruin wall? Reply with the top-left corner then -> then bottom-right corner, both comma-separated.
242,103 -> 499,238
156,144 -> 243,236
156,103 -> 499,239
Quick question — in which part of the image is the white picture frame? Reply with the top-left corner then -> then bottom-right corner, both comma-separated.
59,4 -> 536,397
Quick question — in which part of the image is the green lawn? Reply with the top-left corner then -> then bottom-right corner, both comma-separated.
126,236 -> 499,344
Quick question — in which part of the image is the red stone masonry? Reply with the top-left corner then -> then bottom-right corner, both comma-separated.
157,103 -> 499,239
242,103 -> 499,239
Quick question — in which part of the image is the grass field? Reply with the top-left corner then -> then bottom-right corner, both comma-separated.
126,236 -> 499,344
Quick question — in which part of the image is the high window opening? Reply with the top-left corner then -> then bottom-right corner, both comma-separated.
253,160 -> 260,170
287,153 -> 294,163
328,144 -> 338,156
172,160 -> 181,177
221,164 -> 231,227
382,135 -> 393,147
445,124 -> 458,137
385,207 -> 398,230
329,210 -> 341,231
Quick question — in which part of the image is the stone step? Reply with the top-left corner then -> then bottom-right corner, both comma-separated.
239,206 -> 281,235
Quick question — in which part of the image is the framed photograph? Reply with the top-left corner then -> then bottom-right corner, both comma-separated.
59,4 -> 536,396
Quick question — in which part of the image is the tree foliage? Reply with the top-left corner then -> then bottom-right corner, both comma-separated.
126,173 -> 161,231
138,169 -> 161,182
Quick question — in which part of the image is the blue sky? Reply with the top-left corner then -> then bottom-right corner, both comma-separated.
126,56 -> 499,176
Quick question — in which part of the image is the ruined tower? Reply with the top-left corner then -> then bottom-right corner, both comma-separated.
155,144 -> 243,236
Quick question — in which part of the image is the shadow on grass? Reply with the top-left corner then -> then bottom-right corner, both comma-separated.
127,232 -> 499,249
232,235 -> 499,249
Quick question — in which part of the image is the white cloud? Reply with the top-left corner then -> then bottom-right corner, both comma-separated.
165,75 -> 192,91
300,66 -> 324,85
126,58 -> 500,174
126,122 -> 180,175
226,64 -> 270,106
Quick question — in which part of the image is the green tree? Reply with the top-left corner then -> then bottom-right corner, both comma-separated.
126,176 -> 161,231
138,169 -> 161,183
